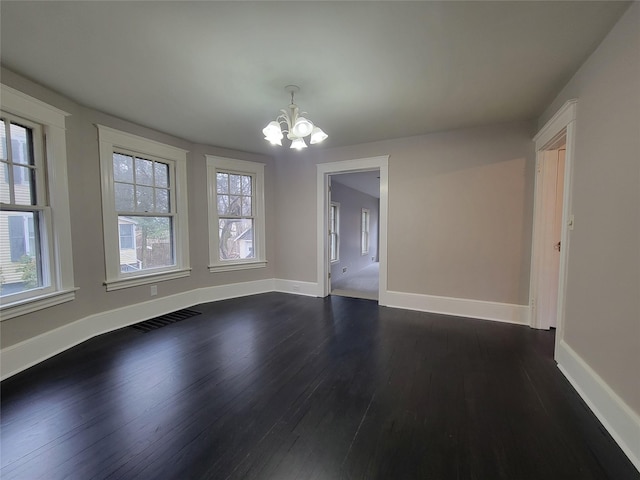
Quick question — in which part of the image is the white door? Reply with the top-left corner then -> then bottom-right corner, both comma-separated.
547,148 -> 565,328
538,147 -> 565,329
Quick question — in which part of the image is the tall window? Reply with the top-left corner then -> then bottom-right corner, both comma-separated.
1,85 -> 75,319
98,125 -> 190,290
361,208 -> 370,255
330,202 -> 340,263
207,155 -> 266,272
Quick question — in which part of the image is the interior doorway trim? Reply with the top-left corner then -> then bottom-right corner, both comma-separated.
316,156 -> 389,303
529,99 -> 577,351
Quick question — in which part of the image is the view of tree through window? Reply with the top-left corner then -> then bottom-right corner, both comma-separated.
112,152 -> 174,272
216,171 -> 254,260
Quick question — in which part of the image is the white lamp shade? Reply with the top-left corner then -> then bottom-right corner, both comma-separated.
262,121 -> 282,138
309,126 -> 328,144
290,137 -> 308,150
291,117 -> 314,138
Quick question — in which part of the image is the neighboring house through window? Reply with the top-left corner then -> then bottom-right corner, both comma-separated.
98,125 -> 190,290
0,85 -> 75,319
206,155 -> 266,272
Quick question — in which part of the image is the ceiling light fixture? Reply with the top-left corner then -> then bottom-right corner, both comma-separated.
262,85 -> 327,150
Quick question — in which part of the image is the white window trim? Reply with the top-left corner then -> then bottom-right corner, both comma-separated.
206,155 -> 266,272
330,201 -> 340,264
361,208 -> 370,255
0,85 -> 75,320
97,125 -> 190,291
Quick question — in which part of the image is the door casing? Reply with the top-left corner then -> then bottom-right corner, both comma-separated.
529,99 -> 577,359
316,156 -> 389,302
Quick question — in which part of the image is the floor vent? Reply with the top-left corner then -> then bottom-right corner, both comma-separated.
130,308 -> 201,333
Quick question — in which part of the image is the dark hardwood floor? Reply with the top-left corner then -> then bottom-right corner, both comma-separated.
1,293 -> 638,480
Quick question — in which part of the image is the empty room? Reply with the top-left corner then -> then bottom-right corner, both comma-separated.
0,2 -> 638,479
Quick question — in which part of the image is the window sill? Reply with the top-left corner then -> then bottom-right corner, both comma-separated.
104,268 -> 191,291
209,261 -> 267,273
0,288 -> 78,321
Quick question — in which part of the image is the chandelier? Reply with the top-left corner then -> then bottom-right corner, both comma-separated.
262,85 -> 328,150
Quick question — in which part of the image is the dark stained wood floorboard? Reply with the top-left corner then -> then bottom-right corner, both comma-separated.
1,293 -> 638,480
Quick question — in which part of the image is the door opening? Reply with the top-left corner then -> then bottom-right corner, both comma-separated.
536,139 -> 566,329
529,99 -> 576,358
316,156 -> 389,304
328,171 -> 380,300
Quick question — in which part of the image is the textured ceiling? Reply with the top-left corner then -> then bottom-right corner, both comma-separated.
0,1 -> 630,155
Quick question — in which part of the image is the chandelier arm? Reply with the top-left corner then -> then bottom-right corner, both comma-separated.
275,113 -> 291,133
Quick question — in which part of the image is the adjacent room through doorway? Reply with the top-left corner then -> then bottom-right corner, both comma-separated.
329,171 -> 380,301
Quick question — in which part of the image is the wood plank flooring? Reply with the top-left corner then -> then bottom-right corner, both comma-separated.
1,293 -> 638,479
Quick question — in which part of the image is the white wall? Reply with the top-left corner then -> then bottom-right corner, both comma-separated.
539,3 -> 639,415
274,121 -> 536,306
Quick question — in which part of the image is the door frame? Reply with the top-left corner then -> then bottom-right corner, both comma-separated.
316,156 -> 389,303
529,100 -> 577,354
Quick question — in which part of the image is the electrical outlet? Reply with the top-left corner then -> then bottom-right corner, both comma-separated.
150,285 -> 158,296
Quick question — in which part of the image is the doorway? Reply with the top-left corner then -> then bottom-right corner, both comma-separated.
329,171 -> 380,300
535,138 -> 566,329
529,100 -> 576,357
316,156 -> 389,304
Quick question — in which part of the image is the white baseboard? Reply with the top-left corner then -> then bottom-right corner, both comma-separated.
0,278 -> 274,380
1,282 -> 529,380
383,290 -> 529,325
556,341 -> 640,471
273,279 -> 322,297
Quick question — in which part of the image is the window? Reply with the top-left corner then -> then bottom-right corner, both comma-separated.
0,85 -> 75,319
330,202 -> 340,263
361,208 -> 370,255
98,125 -> 190,290
206,155 -> 266,272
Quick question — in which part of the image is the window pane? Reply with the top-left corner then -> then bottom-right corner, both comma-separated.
155,162 -> 169,188
217,194 -> 229,215
241,197 -> 252,216
10,123 -> 33,165
113,153 -> 134,183
118,215 -> 174,272
229,174 -> 242,194
13,165 -> 36,205
0,210 -> 43,297
114,183 -> 135,212
0,163 -> 9,203
330,233 -> 337,261
241,175 -> 252,196
136,185 -> 154,212
228,195 -> 241,216
218,218 -> 254,260
135,158 -> 154,186
13,166 -> 35,205
156,188 -> 170,213
0,119 -> 6,160
216,173 -> 228,194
